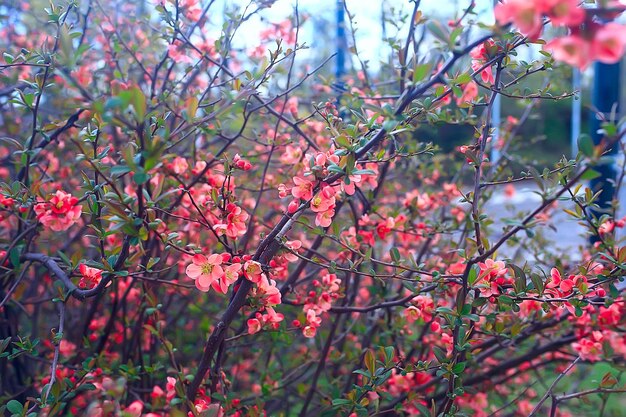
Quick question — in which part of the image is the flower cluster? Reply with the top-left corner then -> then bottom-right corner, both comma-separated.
246,260 -> 282,307
495,0 -> 626,69
78,264 -> 104,289
404,295 -> 435,324
186,256 -> 282,309
213,203 -> 249,239
476,259 -> 510,299
292,271 -> 342,338
34,190 -> 82,231
185,253 -> 240,293
247,306 -> 284,335
470,39 -> 498,84
279,148 -> 378,227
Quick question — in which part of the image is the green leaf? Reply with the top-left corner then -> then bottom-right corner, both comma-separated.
0,336 -> 11,354
332,398 -> 353,407
9,248 -> 20,268
390,247 -> 401,263
327,164 -> 344,174
364,349 -> 376,376
449,27 -> 463,46
110,165 -> 131,177
133,170 -> 149,185
427,21 -> 450,43
452,362 -> 466,374
383,346 -> 395,364
467,264 -> 480,285
499,295 -> 514,304
509,263 -> 527,293
530,272 -> 545,295
7,400 -> 23,414
335,135 -> 352,149
382,120 -> 399,132
432,346 -> 447,363
59,24 -> 75,67
577,134 -> 594,158
127,86 -> 147,123
454,73 -> 472,85
580,169 -> 601,181
57,250 -> 72,267
412,64 -> 431,83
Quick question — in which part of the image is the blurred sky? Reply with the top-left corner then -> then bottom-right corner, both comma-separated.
208,0 -> 498,69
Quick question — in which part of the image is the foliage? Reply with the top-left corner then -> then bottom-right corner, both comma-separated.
0,1 -> 625,417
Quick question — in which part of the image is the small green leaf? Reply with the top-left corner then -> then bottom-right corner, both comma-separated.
452,362 -> 466,374
580,169 -> 601,181
390,247 -> 401,263
364,349 -> 376,376
412,64 -> 431,83
7,400 -> 23,414
468,264 -> 480,285
133,171 -> 149,185
110,165 -> 131,176
578,134 -> 594,158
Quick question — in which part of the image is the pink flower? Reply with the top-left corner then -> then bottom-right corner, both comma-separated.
167,156 -> 189,175
213,263 -> 241,294
303,325 -> 316,338
315,208 -> 335,228
243,260 -> 263,283
559,278 -> 574,294
186,254 -> 224,292
167,42 -> 194,64
291,176 -> 314,200
151,385 -> 165,399
341,174 -> 362,195
598,220 -> 615,235
286,96 -> 299,118
457,81 -> 478,105
302,308 -> 322,338
256,274 -> 282,306
215,204 -> 249,238
264,306 -> 284,327
591,23 -> 626,64
180,0 -> 202,22
59,339 -> 77,356
0,195 -> 14,207
470,41 -> 496,84
280,145 -> 303,165
166,377 -> 177,401
247,318 -> 262,334
545,35 -> 592,69
376,217 -> 396,240
549,267 -> 562,287
404,306 -> 421,323
78,264 -> 104,289
306,309 -> 322,327
123,400 -> 143,417
310,186 -> 336,213
233,153 -> 252,171
34,190 -> 82,231
541,0 -> 585,27
478,259 -> 507,280
494,0 -> 544,39
572,331 -> 604,361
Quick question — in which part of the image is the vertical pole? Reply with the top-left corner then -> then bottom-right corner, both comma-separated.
381,0 -> 387,42
571,68 -> 581,158
490,0 -> 501,164
336,0 -> 346,81
491,93 -> 502,163
589,61 -> 621,242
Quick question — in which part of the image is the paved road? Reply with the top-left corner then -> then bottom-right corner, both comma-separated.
482,181 -> 625,261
